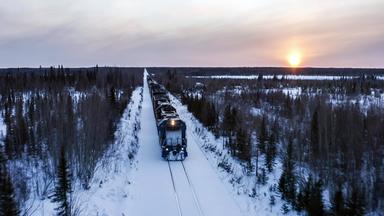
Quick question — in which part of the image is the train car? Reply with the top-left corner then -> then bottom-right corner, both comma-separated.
147,75 -> 188,161
155,103 -> 178,121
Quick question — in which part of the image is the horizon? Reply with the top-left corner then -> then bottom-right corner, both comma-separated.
1,65 -> 384,70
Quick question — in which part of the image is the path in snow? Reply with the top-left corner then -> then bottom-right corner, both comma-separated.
128,69 -> 243,216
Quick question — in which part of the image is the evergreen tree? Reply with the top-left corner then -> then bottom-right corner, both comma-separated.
330,186 -> 345,216
0,150 -> 19,216
51,146 -> 72,216
296,175 -> 325,216
258,115 -> 268,154
235,127 -> 251,164
295,189 -> 305,212
345,186 -> 365,216
307,178 -> 325,216
310,109 -> 319,159
265,132 -> 277,172
278,138 -> 296,203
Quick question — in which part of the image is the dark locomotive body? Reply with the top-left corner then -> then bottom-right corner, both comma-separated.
147,75 -> 188,161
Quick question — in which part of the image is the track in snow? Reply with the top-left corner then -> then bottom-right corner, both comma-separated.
167,161 -> 183,216
168,161 -> 205,216
129,69 -> 243,216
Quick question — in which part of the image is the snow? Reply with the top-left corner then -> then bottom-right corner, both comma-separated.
250,107 -> 263,116
127,72 -> 180,216
188,75 -> 384,80
29,86 -> 143,216
22,68 -> 307,215
127,69 -> 244,216
0,114 -> 5,141
168,91 -> 295,216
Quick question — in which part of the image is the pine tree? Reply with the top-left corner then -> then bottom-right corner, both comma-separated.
0,150 -> 20,216
295,189 -> 305,212
236,127 -> 251,163
330,186 -> 345,216
51,146 -> 72,216
278,138 -> 296,204
310,110 -> 319,159
265,132 -> 277,172
258,115 -> 268,154
345,186 -> 365,216
307,178 -> 325,216
297,175 -> 325,216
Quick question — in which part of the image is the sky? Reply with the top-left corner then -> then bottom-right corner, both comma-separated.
0,0 -> 383,68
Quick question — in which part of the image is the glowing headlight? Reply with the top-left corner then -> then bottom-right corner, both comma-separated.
165,148 -> 169,151
170,119 -> 176,126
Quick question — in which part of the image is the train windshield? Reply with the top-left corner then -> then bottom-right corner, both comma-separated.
165,130 -> 182,146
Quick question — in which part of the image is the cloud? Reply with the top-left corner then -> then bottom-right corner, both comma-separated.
0,0 -> 383,67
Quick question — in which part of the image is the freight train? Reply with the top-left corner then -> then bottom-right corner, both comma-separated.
147,75 -> 188,161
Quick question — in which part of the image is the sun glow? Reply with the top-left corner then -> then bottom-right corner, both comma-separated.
288,52 -> 302,67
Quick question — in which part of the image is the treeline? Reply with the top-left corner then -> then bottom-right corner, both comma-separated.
149,67 -> 384,77
0,66 -> 143,214
151,68 -> 384,215
180,93 -> 218,130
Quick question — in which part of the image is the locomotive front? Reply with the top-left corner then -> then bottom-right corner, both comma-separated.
158,118 -> 188,160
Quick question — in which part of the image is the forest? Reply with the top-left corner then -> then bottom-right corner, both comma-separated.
0,66 -> 142,215
151,67 -> 384,215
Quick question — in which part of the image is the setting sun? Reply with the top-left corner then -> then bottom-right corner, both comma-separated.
288,52 -> 302,67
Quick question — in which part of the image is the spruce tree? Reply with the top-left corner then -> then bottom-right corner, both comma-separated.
330,186 -> 345,216
345,186 -> 365,216
51,146 -> 72,216
278,138 -> 296,204
310,110 -> 319,159
265,132 -> 277,172
258,115 -> 268,154
307,178 -> 325,216
0,150 -> 20,216
297,175 -> 325,216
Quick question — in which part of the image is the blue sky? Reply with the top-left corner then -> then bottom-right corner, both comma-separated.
0,0 -> 383,67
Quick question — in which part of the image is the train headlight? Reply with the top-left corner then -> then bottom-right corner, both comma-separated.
165,148 -> 169,151
170,119 -> 176,126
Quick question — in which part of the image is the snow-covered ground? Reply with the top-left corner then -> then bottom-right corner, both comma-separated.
168,90 -> 295,215
127,70 -> 244,216
29,86 -> 143,216
188,75 -> 384,80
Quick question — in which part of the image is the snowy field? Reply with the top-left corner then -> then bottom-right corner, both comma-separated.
188,75 -> 384,80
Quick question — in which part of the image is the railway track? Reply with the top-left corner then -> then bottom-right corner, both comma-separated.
167,161 -> 205,216
180,161 -> 205,216
167,161 -> 183,216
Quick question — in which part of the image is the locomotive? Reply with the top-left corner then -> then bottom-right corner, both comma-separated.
147,75 -> 188,161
